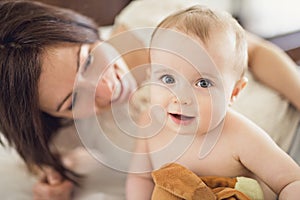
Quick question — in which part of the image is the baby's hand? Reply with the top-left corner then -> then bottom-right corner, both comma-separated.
61,147 -> 101,174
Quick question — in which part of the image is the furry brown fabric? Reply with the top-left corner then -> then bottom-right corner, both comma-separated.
151,163 -> 251,200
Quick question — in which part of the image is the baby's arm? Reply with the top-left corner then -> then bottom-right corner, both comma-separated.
279,181 -> 300,200
126,136 -> 154,200
247,32 -> 300,111
233,111 -> 300,199
126,171 -> 154,200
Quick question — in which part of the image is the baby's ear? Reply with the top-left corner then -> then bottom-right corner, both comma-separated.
230,77 -> 248,104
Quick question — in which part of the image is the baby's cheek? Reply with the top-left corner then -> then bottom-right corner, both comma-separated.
197,99 -> 212,130
197,91 -> 226,130
150,86 -> 169,104
210,96 -> 227,127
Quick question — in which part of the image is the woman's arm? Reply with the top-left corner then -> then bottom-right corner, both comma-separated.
247,32 -> 300,111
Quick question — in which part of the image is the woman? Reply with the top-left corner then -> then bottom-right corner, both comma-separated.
0,0 -> 96,171
0,1 -> 299,200
0,1 -> 138,199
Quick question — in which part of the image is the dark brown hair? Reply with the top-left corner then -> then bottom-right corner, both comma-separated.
0,0 -> 99,182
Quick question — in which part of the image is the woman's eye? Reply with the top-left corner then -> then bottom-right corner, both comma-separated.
68,92 -> 77,111
83,54 -> 93,72
161,75 -> 175,84
196,79 -> 213,88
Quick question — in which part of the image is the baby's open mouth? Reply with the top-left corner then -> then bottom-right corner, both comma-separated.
169,113 -> 195,125
170,113 -> 194,121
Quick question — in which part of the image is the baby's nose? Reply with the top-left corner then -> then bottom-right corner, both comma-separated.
172,95 -> 192,105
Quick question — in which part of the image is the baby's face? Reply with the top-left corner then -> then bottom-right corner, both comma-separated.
149,29 -> 239,135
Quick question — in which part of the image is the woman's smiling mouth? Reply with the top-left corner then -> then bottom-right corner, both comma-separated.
110,68 -> 137,104
111,75 -> 123,102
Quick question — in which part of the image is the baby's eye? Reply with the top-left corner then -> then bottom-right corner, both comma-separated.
161,75 -> 175,84
196,78 -> 213,88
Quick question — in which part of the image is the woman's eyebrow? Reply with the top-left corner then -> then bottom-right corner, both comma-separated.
56,45 -> 82,112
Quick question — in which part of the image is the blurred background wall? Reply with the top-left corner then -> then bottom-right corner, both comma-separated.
35,0 -> 132,26
34,0 -> 300,38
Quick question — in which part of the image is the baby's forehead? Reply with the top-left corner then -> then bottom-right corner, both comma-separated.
152,27 -> 236,58
151,31 -> 237,71
151,52 -> 222,79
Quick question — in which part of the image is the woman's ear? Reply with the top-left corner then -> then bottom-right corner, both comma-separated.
230,76 -> 248,105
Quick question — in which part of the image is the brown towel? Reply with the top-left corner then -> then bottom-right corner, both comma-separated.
151,163 -> 251,200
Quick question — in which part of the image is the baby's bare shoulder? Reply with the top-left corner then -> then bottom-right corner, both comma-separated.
225,109 -> 265,133
223,109 -> 274,145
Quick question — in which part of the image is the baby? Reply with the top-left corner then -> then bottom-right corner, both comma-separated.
126,5 -> 300,200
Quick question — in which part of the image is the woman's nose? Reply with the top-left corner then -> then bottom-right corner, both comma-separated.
94,77 -> 115,103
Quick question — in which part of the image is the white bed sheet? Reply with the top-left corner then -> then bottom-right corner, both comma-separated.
0,136 -> 36,200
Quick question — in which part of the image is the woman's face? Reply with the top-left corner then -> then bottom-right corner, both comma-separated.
38,42 -> 135,118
